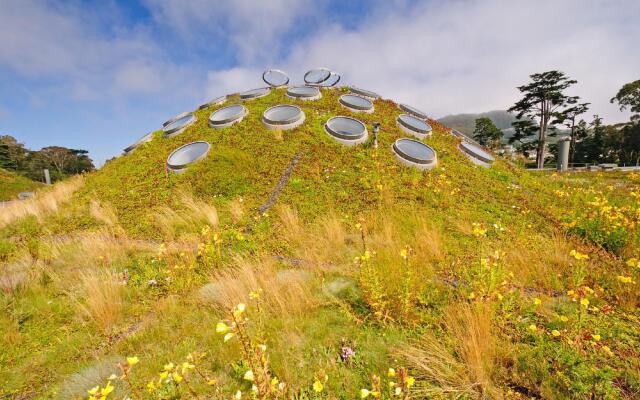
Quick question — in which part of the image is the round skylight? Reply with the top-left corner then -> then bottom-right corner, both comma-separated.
262,69 -> 290,87
324,116 -> 368,146
398,103 -> 428,120
397,114 -> 433,138
286,86 -> 321,100
262,105 -> 305,130
162,111 -> 190,127
198,95 -> 227,110
209,104 -> 247,129
459,141 -> 495,167
339,94 -> 374,113
349,86 -> 380,99
304,68 -> 331,85
167,141 -> 210,173
392,138 -> 437,170
319,72 -> 341,87
124,132 -> 154,154
240,87 -> 271,100
163,113 -> 197,137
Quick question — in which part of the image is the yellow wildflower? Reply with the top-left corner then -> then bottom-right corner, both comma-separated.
400,249 -> 408,260
528,324 -> 537,332
569,250 -> 589,260
559,316 -> 569,322
472,222 -> 487,237
617,275 -> 633,284
234,390 -> 242,399
243,370 -> 254,382
126,356 -> 139,366
592,334 -> 601,341
626,258 -> 639,268
406,376 -> 415,387
313,380 -> 324,392
207,379 -> 217,386
551,330 -> 561,337
101,382 -> 114,396
87,386 -> 99,396
580,298 -> 590,307
173,373 -> 183,383
146,381 -> 156,392
388,368 -> 396,377
224,332 -> 234,342
216,322 -> 229,334
533,298 -> 542,305
360,389 -> 371,398
163,363 -> 174,371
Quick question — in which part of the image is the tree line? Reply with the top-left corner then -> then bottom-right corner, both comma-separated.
0,135 -> 95,183
471,72 -> 640,168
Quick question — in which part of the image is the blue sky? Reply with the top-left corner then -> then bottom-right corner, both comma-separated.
1,0 -> 638,166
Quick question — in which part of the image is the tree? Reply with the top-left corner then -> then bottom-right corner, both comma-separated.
472,117 -> 503,149
508,71 -> 577,168
611,79 -> 640,122
40,146 -> 73,174
553,101 -> 590,165
509,119 -> 537,157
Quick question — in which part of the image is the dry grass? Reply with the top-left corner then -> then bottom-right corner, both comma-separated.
276,205 -> 350,268
0,257 -> 30,296
74,269 -> 124,333
504,234 -> 572,289
0,175 -> 84,228
228,197 -> 246,224
89,199 -> 119,227
398,302 -> 500,399
198,255 -> 317,317
155,191 -> 219,238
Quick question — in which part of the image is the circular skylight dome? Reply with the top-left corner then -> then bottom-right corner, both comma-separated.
397,114 -> 433,138
398,103 -> 428,120
304,68 -> 331,85
324,116 -> 368,146
167,141 -> 210,173
163,113 -> 197,137
240,87 -> 271,100
162,111 -> 190,127
209,104 -> 247,128
349,86 -> 380,99
459,141 -> 495,167
319,72 -> 341,87
262,105 -> 305,130
198,95 -> 227,110
262,69 -> 290,87
286,86 -> 321,100
392,138 -> 437,170
124,132 -> 154,154
339,94 -> 374,113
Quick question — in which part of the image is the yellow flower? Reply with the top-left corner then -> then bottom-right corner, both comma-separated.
126,356 -> 139,366
580,298 -> 590,307
236,303 -> 246,313
207,379 -> 217,386
626,258 -> 639,268
400,249 -> 408,260
163,362 -> 174,371
406,376 -> 415,388
313,380 -> 324,392
146,380 -> 156,392
101,382 -> 114,396
528,324 -> 537,332
559,316 -> 569,322
216,322 -> 229,334
569,250 -> 589,260
173,373 -> 183,383
567,290 -> 575,296
533,298 -> 542,305
224,332 -> 234,342
87,386 -> 99,396
592,334 -> 601,341
270,377 -> 279,387
360,389 -> 371,398
234,390 -> 242,399
388,368 -> 396,377
472,222 -> 487,237
243,370 -> 254,381
617,275 -> 633,284
551,330 -> 561,337
496,293 -> 504,301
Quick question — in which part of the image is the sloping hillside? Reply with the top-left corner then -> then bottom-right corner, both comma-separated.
438,110 -> 518,137
0,167 -> 43,201
1,84 -> 639,400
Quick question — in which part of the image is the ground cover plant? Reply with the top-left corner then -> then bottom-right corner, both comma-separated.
1,87 -> 639,399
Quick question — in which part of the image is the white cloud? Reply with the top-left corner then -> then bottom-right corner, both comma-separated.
276,0 -> 639,123
143,0 -> 316,63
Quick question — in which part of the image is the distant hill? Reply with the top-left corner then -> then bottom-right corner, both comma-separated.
0,167 -> 43,201
438,110 -> 519,139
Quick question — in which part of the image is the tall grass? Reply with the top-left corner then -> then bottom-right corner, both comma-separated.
398,302 -> 500,399
155,191 -> 218,238
0,175 -> 84,228
199,255 -> 317,317
74,269 -> 124,333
